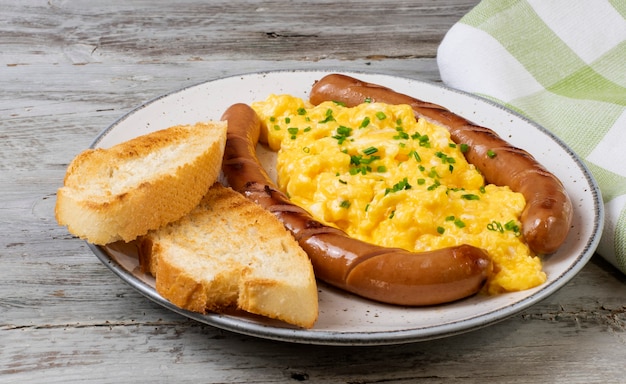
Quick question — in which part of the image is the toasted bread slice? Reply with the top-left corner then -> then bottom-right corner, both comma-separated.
55,121 -> 227,245
138,183 -> 319,329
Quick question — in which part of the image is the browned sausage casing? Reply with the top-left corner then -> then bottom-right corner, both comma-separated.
309,74 -> 573,255
221,103 -> 491,306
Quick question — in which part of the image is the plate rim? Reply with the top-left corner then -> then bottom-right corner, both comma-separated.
88,68 -> 604,346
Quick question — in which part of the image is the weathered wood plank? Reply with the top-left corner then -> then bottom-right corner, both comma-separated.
3,268 -> 626,384
1,0 -> 477,63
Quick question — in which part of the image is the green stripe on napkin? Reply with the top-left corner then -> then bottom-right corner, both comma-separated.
611,0 -> 626,19
438,0 -> 626,273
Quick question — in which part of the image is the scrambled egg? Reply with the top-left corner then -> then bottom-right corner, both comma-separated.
251,94 -> 546,294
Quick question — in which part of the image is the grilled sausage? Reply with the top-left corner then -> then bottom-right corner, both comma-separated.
221,103 -> 491,306
309,74 -> 573,255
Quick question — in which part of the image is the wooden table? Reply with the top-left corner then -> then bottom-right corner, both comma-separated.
2,1 -> 626,382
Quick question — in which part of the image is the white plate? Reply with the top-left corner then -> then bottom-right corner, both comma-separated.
89,70 -> 603,345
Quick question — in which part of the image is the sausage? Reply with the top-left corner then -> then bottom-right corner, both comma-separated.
221,103 -> 491,306
310,74 -> 573,255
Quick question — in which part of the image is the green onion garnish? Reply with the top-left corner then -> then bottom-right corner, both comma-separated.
363,146 -> 378,156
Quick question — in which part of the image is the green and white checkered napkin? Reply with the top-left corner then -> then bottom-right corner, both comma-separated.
437,0 -> 626,273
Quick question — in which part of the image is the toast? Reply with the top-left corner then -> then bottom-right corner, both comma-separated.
138,183 -> 318,329
55,121 -> 227,245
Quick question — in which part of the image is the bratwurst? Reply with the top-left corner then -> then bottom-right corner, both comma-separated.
221,103 -> 492,306
309,74 -> 573,255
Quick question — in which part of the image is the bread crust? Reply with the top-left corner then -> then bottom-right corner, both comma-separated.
138,183 -> 319,329
55,121 -> 227,245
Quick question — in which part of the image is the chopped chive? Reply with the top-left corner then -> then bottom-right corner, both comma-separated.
377,165 -> 387,173
408,150 -> 421,162
427,180 -> 441,191
385,177 -> 412,195
454,219 -> 466,228
297,107 -> 307,115
336,126 -> 352,135
504,220 -> 521,236
417,134 -> 431,147
319,109 -> 335,123
393,131 -> 409,140
360,117 -> 371,128
363,146 -> 378,155
437,226 -> 445,234
376,111 -> 387,120
461,194 -> 480,200
487,221 -> 504,233
340,200 -> 351,209
360,156 -> 379,165
487,149 -> 497,158
349,165 -> 371,175
504,220 -> 518,231
488,220 -> 521,236
332,125 -> 352,144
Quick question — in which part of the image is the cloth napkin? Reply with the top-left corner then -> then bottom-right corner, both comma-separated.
437,0 -> 626,273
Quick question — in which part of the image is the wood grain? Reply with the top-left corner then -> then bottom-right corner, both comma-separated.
2,1 -> 626,383
2,0 -> 477,63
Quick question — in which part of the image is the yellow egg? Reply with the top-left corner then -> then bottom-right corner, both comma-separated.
252,94 -> 546,294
